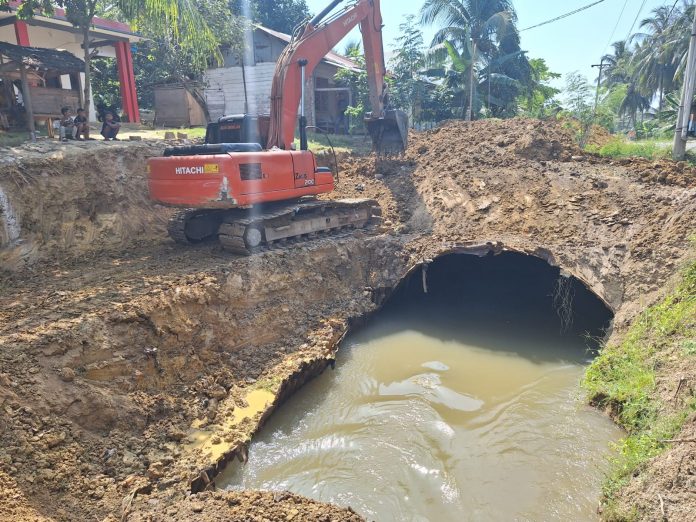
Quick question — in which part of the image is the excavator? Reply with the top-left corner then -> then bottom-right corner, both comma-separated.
147,0 -> 408,254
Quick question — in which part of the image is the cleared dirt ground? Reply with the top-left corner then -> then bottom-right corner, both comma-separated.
1,119 -> 695,521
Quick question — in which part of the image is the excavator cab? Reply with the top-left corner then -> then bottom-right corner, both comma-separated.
367,109 -> 409,155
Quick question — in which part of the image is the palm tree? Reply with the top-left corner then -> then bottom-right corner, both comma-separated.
601,40 -> 632,87
619,82 -> 651,127
630,2 -> 694,115
423,40 -> 471,118
420,0 -> 527,120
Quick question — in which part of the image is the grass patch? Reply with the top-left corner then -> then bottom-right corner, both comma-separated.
682,339 -> 696,355
583,258 -> 696,514
294,132 -> 373,155
585,138 -> 672,160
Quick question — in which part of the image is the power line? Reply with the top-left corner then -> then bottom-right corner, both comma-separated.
604,0 -> 630,52
624,0 -> 649,42
520,0 -> 607,32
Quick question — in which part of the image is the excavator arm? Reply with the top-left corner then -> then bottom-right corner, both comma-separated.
266,0 -> 408,153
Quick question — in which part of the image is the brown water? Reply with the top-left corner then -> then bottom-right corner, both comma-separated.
219,317 -> 622,521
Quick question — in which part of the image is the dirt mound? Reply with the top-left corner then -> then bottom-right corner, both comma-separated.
0,141 -> 170,271
406,118 -> 581,165
585,124 -> 614,148
128,490 -> 364,521
607,156 -> 696,188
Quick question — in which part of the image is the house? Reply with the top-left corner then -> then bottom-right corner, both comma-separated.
0,41 -> 86,136
0,1 -> 142,123
204,25 -> 360,134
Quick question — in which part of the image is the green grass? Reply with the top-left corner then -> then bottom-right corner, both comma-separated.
585,137 -> 672,160
1,125 -> 369,153
583,258 -> 696,517
294,131 -> 373,155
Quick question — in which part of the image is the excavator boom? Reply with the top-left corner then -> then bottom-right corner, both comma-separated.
267,0 -> 408,153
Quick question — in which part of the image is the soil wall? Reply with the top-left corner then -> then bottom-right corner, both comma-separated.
0,142 -> 169,271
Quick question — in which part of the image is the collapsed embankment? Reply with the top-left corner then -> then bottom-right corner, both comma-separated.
0,119 -> 695,521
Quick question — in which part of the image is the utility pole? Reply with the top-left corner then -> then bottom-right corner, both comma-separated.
591,58 -> 605,116
467,40 -> 477,121
673,6 -> 696,160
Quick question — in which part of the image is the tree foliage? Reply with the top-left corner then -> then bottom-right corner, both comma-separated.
389,15 -> 430,124
230,0 -> 310,34
334,45 -> 370,133
2,0 -> 222,119
518,58 -> 561,117
561,72 -> 595,146
590,1 -> 696,133
420,0 -> 531,120
92,1 -> 245,112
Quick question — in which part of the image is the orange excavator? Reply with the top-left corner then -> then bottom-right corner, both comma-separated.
147,0 -> 408,254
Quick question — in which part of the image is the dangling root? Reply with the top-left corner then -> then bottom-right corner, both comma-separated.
553,274 -> 575,333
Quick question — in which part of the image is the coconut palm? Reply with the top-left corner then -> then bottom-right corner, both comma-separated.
601,40 -> 632,87
618,82 -> 652,127
630,2 -> 694,114
420,0 -> 529,120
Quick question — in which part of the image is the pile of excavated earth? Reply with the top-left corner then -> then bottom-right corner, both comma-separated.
0,118 -> 694,521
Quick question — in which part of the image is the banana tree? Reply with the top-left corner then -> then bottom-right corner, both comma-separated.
423,39 -> 473,119
424,39 -> 524,119
420,0 -> 523,120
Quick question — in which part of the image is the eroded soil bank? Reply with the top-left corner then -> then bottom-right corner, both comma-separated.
1,119 -> 695,521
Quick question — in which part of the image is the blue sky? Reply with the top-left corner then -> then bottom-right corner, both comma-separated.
305,0 -> 667,87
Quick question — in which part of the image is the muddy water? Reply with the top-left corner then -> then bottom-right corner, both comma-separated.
220,311 -> 622,521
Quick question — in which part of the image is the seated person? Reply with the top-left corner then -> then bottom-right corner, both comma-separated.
59,107 -> 76,142
101,111 -> 121,140
73,108 -> 89,140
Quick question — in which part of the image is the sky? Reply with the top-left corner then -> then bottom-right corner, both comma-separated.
305,0 -> 667,87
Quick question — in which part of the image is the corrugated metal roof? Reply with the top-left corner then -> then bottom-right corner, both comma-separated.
6,0 -> 137,36
253,24 -> 361,71
0,41 -> 85,73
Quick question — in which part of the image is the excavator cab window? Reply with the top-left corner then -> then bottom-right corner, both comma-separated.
205,115 -> 271,148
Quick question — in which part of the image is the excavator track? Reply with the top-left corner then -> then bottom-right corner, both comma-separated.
166,199 -> 381,255
217,199 -> 381,255
167,209 -> 225,244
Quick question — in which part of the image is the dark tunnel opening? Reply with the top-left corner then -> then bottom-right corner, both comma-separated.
370,251 -> 615,363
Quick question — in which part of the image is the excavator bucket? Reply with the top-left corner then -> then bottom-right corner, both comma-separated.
367,109 -> 409,155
